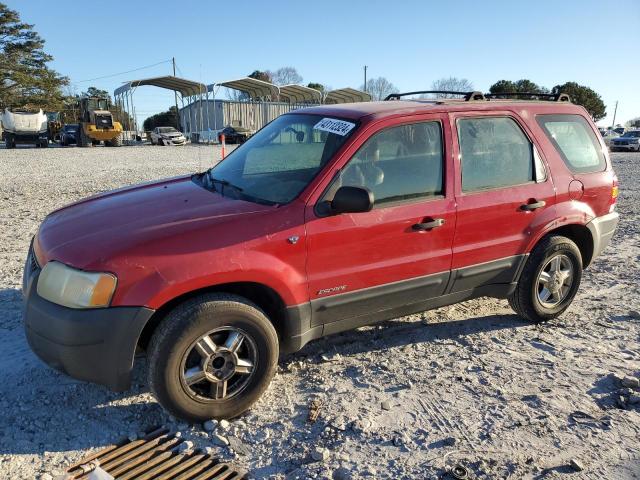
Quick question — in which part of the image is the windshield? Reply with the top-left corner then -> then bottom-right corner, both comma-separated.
158,127 -> 177,133
206,114 -> 357,205
621,131 -> 640,138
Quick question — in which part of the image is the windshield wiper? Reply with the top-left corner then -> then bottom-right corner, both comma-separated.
207,173 -> 243,195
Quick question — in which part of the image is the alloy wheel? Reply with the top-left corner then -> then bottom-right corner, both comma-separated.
536,254 -> 574,308
179,327 -> 257,402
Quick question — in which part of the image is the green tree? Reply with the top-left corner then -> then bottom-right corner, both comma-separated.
0,3 -> 68,110
552,82 -> 606,121
143,106 -> 180,131
307,82 -> 325,92
83,86 -> 109,99
248,70 -> 272,83
489,79 -> 548,98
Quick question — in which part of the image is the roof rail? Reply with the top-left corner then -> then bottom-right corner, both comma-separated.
384,90 -> 486,101
484,92 -> 571,102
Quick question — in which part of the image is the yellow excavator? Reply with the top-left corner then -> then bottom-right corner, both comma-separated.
77,96 -> 123,147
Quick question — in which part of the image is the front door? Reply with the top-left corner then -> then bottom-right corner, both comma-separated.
304,115 -> 456,329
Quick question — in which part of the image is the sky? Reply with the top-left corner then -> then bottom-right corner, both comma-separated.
8,0 -> 640,127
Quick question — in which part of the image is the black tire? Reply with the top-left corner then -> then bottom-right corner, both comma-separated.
147,293 -> 279,421
508,235 -> 582,323
105,134 -> 122,147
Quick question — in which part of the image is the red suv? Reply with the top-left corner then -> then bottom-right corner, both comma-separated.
23,91 -> 619,421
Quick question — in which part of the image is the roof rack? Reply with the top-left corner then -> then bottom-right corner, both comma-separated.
485,92 -> 571,102
384,90 -> 486,101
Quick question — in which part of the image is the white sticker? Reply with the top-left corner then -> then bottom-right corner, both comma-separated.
313,118 -> 356,136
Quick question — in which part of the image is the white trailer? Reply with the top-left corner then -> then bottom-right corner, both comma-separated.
1,109 -> 49,148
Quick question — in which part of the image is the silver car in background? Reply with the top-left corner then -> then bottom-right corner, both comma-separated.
150,126 -> 187,146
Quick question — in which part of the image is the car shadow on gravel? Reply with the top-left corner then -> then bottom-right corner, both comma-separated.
289,310 -> 534,360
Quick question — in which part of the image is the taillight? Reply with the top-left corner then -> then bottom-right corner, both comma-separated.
610,174 -> 619,212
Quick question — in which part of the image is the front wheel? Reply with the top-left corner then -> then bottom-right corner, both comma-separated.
508,235 -> 582,322
147,293 -> 279,421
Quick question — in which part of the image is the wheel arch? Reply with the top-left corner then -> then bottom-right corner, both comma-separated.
534,223 -> 595,268
137,281 -> 288,351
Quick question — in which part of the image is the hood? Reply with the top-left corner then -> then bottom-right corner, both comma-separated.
36,175 -> 272,269
162,132 -> 184,137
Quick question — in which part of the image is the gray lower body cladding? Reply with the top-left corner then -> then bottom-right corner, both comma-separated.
282,254 -> 527,353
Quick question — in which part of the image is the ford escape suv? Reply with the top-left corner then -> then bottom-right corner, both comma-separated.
23,91 -> 619,421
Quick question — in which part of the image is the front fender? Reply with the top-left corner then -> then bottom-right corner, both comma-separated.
114,249 -> 307,310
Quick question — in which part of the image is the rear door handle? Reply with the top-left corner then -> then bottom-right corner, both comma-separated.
520,200 -> 546,211
412,218 -> 445,231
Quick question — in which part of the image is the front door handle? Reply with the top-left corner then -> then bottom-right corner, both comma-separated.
412,218 -> 445,231
520,200 -> 546,211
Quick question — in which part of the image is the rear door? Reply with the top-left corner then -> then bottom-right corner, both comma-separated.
304,114 -> 456,330
449,112 -> 556,292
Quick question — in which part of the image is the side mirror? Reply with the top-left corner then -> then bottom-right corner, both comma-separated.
331,186 -> 374,214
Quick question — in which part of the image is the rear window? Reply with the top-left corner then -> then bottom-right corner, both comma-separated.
536,114 -> 605,173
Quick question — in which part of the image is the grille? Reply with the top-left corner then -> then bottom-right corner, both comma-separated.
65,426 -> 247,480
29,246 -> 39,272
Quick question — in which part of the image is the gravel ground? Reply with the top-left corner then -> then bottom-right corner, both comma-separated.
0,145 -> 638,480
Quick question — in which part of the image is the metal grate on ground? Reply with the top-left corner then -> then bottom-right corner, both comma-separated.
64,426 -> 248,480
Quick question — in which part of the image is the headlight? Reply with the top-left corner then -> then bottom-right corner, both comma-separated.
37,261 -> 117,309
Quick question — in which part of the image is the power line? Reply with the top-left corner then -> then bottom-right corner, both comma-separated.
71,59 -> 172,84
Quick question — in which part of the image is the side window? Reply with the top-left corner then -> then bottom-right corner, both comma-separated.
536,114 -> 605,173
458,117 -> 537,192
330,121 -> 443,205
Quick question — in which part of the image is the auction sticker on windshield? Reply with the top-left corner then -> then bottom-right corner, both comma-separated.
314,118 -> 356,136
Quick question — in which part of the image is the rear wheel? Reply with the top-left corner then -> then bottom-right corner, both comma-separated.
508,235 -> 582,322
105,134 -> 122,147
147,293 -> 279,421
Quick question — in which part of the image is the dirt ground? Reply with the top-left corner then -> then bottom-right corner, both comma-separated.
0,145 -> 638,480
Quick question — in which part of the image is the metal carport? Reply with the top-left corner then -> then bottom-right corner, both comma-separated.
215,77 -> 280,101
279,84 -> 323,104
324,87 -> 372,104
113,75 -> 210,142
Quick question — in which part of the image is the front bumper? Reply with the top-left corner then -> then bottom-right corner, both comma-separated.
162,137 -> 186,145
11,132 -> 48,143
23,251 -> 154,391
611,143 -> 639,150
586,211 -> 619,263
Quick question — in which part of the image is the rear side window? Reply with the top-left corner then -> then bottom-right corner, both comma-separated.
333,121 -> 444,205
537,114 -> 605,173
457,117 -> 535,192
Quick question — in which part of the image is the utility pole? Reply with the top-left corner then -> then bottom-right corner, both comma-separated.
172,57 -> 180,130
363,65 -> 368,93
611,100 -> 618,130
